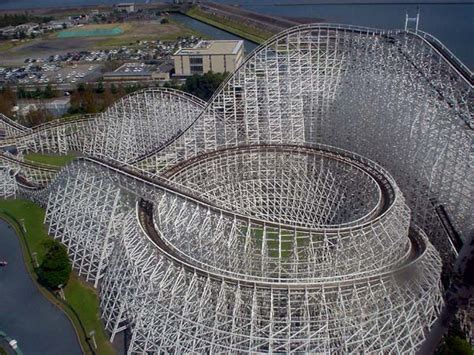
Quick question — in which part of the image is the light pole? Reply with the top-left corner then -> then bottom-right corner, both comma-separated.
32,251 -> 39,268
19,218 -> 26,233
58,284 -> 66,300
89,330 -> 97,349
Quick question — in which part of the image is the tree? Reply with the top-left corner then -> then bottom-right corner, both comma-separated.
32,86 -> 42,99
102,86 -> 115,108
0,85 -> 16,116
23,107 -> 52,127
110,83 -> 118,95
77,83 -> 86,93
37,241 -> 71,290
96,81 -> 105,94
17,86 -> 28,99
43,84 -> 56,99
437,336 -> 473,355
182,71 -> 228,101
82,84 -> 99,113
125,83 -> 142,94
116,84 -> 126,97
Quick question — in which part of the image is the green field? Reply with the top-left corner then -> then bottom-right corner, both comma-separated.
248,227 -> 295,258
58,26 -> 124,38
0,199 -> 115,355
24,152 -> 78,167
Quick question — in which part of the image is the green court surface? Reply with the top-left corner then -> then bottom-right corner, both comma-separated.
58,27 -> 124,38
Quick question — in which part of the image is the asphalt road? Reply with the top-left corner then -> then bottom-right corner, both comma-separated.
0,219 -> 81,355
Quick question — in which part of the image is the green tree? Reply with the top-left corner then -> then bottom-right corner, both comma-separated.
37,241 -> 71,290
110,83 -> 118,95
437,336 -> 473,355
182,71 -> 227,101
96,81 -> 105,94
32,86 -> 42,99
125,83 -> 142,94
17,86 -> 28,99
43,84 -> 56,99
77,83 -> 86,93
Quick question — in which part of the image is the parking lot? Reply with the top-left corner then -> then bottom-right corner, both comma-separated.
0,63 -> 102,87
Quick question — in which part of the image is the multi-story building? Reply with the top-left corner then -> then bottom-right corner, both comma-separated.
173,40 -> 244,76
115,2 -> 135,13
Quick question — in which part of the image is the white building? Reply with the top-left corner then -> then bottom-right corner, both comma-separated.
173,40 -> 244,76
116,3 -> 135,13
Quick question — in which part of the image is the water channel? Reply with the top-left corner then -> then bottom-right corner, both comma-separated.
0,219 -> 81,355
171,13 -> 259,54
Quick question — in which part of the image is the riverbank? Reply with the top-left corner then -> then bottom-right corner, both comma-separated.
184,6 -> 272,45
0,199 -> 115,355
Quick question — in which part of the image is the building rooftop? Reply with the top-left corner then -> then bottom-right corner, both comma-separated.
175,40 -> 243,56
103,61 -> 173,79
107,63 -> 155,77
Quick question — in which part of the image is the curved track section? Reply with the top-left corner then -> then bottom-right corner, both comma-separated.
13,146 -> 442,353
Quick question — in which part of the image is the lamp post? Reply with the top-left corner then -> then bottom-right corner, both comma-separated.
58,283 -> 66,300
32,251 -> 39,268
19,218 -> 26,233
89,330 -> 97,349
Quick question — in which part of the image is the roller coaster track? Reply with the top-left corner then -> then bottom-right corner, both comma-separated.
1,23 -> 472,353
137,194 -> 427,289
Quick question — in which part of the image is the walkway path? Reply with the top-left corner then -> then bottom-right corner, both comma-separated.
0,219 -> 81,355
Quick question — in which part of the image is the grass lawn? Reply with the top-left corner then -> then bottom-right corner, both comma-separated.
0,41 -> 17,52
0,199 -> 115,355
186,7 -> 273,44
24,152 -> 78,167
248,226 -> 294,258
